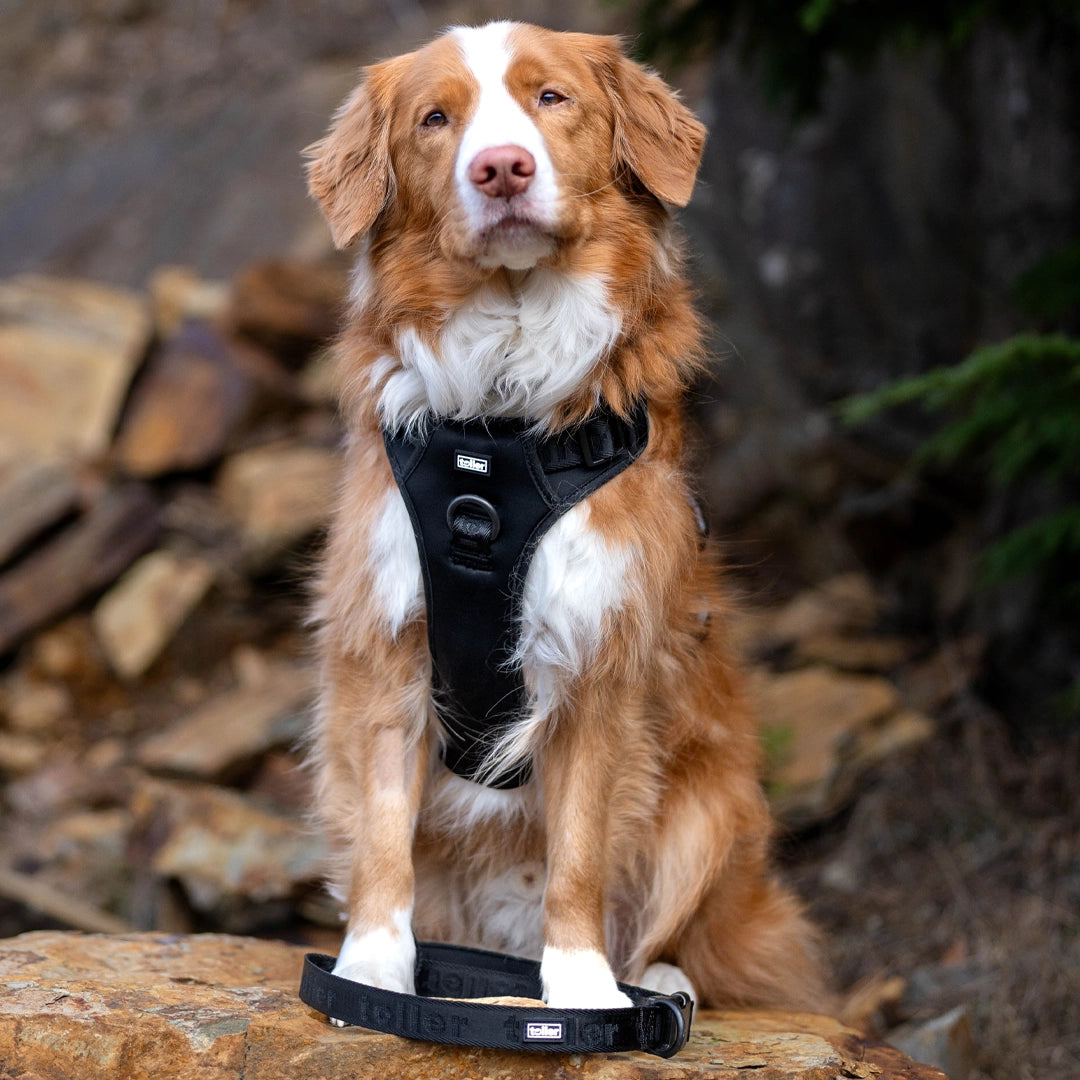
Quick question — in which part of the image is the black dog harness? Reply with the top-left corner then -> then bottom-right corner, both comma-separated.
299,942 -> 693,1057
384,402 -> 649,788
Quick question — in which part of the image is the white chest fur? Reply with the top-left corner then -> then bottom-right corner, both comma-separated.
372,269 -> 621,431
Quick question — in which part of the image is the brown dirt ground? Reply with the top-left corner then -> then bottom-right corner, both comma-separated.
785,707 -> 1080,1078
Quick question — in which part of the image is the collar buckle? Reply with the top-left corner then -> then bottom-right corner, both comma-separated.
642,991 -> 694,1058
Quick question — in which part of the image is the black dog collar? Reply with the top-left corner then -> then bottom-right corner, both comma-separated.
383,402 -> 649,789
299,942 -> 693,1058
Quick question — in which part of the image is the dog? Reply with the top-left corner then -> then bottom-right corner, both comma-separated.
304,20 -> 826,1012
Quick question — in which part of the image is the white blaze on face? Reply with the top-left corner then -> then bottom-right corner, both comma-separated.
452,22 -> 560,268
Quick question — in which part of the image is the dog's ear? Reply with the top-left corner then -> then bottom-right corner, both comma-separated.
304,60 -> 402,248
598,40 -> 706,208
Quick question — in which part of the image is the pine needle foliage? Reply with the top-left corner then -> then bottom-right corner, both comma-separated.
841,333 -> 1080,717
841,335 -> 1080,495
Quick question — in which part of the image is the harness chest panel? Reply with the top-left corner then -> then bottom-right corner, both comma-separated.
383,403 -> 649,788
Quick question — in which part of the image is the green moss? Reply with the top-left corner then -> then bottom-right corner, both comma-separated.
762,723 -> 795,772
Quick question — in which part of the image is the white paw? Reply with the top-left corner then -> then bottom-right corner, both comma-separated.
332,913 -> 416,996
541,946 -> 633,1009
641,962 -> 697,1002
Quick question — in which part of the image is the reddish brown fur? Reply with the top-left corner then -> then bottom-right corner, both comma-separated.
306,23 -> 829,1010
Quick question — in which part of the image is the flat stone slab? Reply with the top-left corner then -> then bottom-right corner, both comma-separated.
0,484 -> 160,657
0,931 -> 944,1080
215,441 -> 339,569
0,275 -> 150,461
0,451 -> 79,568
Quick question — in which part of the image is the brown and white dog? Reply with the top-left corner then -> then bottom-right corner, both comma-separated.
305,21 -> 826,1012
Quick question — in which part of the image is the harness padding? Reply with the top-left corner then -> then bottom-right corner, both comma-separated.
383,402 -> 649,788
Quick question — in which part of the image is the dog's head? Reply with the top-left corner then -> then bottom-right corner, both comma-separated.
305,22 -> 705,272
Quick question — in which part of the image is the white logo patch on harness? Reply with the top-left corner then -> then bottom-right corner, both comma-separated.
525,1021 -> 564,1042
455,452 -> 491,475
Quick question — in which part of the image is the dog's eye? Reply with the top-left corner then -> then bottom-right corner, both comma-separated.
538,90 -> 566,107
422,110 -> 448,128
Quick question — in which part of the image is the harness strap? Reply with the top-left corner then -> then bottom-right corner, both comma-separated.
383,402 -> 649,789
536,410 -> 630,471
299,942 -> 693,1058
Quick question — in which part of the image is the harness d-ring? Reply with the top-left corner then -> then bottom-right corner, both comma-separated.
446,494 -> 500,539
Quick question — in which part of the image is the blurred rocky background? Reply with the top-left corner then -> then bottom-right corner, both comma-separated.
0,2 -> 1078,1079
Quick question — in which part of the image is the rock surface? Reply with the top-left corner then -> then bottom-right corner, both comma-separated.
0,484 -> 161,656
226,258 -> 347,361
0,452 -> 79,566
754,667 -> 934,828
148,266 -> 230,336
0,264 -> 994,1073
888,1006 -> 976,1080
93,550 -> 215,678
128,779 -> 326,916
0,275 -> 150,460
761,573 -> 881,647
112,320 -> 274,478
134,660 -> 312,778
0,931 -> 945,1080
215,441 -> 339,568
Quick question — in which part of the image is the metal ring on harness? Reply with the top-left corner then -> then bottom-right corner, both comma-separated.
446,494 -> 501,540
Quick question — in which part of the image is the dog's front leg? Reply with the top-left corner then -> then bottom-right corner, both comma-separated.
317,647 -> 429,1000
538,685 -> 634,1010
